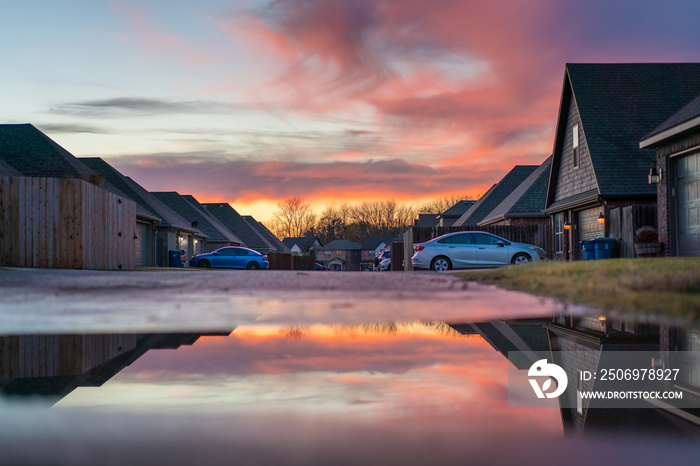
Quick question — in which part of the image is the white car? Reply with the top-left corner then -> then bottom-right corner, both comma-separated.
411,231 -> 545,272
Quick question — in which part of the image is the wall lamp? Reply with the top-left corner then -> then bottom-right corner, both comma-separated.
597,212 -> 605,224
648,164 -> 662,184
563,220 -> 571,230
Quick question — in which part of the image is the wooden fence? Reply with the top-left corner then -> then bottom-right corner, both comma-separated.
267,252 -> 316,270
0,177 -> 136,270
609,204 -> 657,258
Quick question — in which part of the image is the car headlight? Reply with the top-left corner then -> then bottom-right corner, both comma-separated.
529,246 -> 546,256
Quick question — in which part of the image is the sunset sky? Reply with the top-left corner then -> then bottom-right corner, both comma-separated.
3,1 -> 700,220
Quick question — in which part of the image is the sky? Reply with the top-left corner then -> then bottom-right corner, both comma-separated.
3,1 -> 700,221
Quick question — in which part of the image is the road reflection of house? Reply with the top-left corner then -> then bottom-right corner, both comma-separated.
0,331 -> 231,405
546,315 -> 700,437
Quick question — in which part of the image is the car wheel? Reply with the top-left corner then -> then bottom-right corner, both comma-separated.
511,253 -> 531,265
199,260 -> 211,268
431,256 -> 452,272
247,262 -> 260,270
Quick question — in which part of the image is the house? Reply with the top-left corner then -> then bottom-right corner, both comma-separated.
544,63 -> 700,260
152,192 -> 243,255
0,124 -> 149,270
282,236 -> 322,255
437,200 -> 476,227
640,94 -> 700,256
415,213 -> 440,229
453,166 -> 539,226
241,216 -> 290,253
80,157 -> 205,267
317,239 -> 362,271
202,203 -> 280,254
478,157 -> 552,227
360,236 -> 395,270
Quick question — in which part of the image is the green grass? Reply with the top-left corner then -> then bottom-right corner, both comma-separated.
456,257 -> 700,321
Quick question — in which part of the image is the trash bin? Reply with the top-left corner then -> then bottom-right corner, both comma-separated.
169,249 -> 186,267
594,238 -> 616,260
579,240 -> 595,261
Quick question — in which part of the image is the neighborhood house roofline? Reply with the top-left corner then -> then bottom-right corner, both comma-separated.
640,94 -> 700,148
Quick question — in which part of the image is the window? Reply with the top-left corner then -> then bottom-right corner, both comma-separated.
369,250 -> 375,257
554,213 -> 564,253
573,125 -> 580,168
336,250 -> 341,257
473,233 -> 504,245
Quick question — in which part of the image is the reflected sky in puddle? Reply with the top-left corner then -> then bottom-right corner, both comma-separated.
54,323 -> 559,433
4,314 -> 700,465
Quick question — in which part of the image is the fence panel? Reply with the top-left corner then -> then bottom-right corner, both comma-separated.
0,177 -> 136,270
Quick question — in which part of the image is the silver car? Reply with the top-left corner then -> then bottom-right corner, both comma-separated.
411,231 -> 545,272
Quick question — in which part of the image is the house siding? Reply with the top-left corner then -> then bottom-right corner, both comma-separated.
554,97 -> 598,203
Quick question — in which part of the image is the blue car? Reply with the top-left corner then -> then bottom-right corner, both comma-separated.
190,246 -> 269,270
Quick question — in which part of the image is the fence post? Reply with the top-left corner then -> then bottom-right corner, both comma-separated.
403,228 -> 414,271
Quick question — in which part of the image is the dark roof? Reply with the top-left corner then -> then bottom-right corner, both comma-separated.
0,125 -> 158,219
439,200 -> 476,218
454,166 -> 538,226
479,157 -> 551,225
416,214 -> 440,228
0,124 -> 96,179
642,93 -> 700,145
282,236 -> 321,251
152,192 -> 241,244
552,63 -> 700,200
0,159 -> 23,176
241,216 -> 290,253
79,158 -> 204,231
360,236 -> 395,250
319,239 -> 362,251
202,203 -> 277,252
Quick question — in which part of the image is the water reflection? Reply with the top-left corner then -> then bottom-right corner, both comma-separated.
2,316 -> 700,443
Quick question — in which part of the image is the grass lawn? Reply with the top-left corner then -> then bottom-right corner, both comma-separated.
456,257 -> 700,321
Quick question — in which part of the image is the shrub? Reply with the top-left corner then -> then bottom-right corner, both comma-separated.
634,227 -> 658,244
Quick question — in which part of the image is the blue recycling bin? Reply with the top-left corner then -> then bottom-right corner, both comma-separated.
579,240 -> 595,261
594,238 -> 616,260
168,249 -> 186,267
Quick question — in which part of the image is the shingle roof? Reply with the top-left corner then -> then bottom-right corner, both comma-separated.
78,157 -> 206,231
439,200 -> 476,218
454,166 -> 538,226
282,236 -> 321,252
241,216 -> 290,253
562,63 -> 700,197
319,239 -> 362,251
360,236 -> 395,250
479,157 -> 551,225
152,192 -> 241,244
202,203 -> 276,252
0,124 -> 95,179
642,93 -> 700,145
0,159 -> 23,176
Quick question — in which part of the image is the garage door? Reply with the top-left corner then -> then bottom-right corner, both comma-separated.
677,152 -> 700,256
578,207 -> 605,241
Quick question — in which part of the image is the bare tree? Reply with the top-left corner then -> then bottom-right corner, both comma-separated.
417,194 -> 480,214
272,196 -> 317,238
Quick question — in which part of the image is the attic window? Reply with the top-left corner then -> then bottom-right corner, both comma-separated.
572,125 -> 580,168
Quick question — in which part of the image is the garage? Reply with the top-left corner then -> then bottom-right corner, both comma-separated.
676,152 -> 700,256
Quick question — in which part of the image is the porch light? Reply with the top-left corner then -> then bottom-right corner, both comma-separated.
563,220 -> 571,230
648,164 -> 661,184
597,213 -> 605,224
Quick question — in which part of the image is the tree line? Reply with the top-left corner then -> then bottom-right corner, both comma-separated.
267,195 -> 477,245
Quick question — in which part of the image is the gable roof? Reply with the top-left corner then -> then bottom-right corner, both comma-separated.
479,157 -> 551,226
641,93 -> 700,147
548,63 -> 700,205
152,192 -> 241,244
241,216 -> 290,253
438,200 -> 477,219
202,203 -> 277,252
0,158 -> 23,176
360,236 -> 395,250
319,239 -> 362,251
282,236 -> 321,251
79,158 -> 204,231
454,166 -> 538,226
